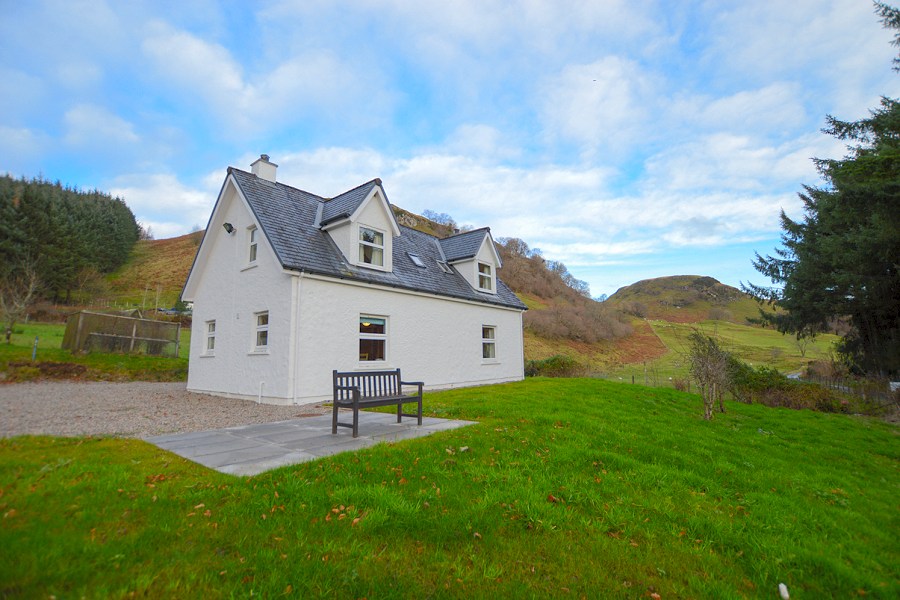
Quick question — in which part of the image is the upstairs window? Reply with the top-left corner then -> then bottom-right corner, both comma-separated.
359,227 -> 384,267
205,320 -> 216,354
254,312 -> 269,351
248,226 -> 259,263
359,316 -> 387,362
478,262 -> 493,291
482,326 -> 496,360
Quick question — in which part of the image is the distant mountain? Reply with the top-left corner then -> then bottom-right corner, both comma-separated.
605,275 -> 761,324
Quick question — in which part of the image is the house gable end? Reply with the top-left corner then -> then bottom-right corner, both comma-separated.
183,173 -> 283,301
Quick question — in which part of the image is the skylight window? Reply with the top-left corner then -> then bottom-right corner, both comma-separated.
408,253 -> 426,268
436,260 -> 452,274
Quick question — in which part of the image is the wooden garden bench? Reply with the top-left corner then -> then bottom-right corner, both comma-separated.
332,368 -> 424,438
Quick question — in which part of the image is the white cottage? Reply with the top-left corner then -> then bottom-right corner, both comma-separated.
182,155 -> 527,405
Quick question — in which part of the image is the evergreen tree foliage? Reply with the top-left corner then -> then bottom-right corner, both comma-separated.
747,3 -> 900,377
0,175 -> 140,302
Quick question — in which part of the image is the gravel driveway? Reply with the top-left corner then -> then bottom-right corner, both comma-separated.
0,382 -> 329,438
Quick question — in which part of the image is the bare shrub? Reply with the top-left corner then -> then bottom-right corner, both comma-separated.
672,377 -> 690,392
708,307 -> 732,321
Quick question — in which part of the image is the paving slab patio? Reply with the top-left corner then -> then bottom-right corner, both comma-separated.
145,411 -> 476,476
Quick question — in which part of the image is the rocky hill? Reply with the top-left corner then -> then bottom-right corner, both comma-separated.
605,275 -> 762,324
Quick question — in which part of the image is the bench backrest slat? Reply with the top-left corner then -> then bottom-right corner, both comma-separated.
333,368 -> 402,400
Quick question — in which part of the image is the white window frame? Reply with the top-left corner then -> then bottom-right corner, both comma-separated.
204,320 -> 216,355
358,226 -> 385,268
478,262 -> 494,292
358,315 -> 387,364
252,311 -> 269,353
482,325 -> 497,361
248,226 -> 259,264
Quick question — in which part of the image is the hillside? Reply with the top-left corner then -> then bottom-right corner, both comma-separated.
605,275 -> 763,324
105,230 -> 202,308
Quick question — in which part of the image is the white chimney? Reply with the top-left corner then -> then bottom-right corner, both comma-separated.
251,154 -> 277,182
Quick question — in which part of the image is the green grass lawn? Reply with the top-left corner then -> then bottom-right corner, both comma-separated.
1,378 -> 896,598
608,320 -> 841,386
0,322 -> 189,381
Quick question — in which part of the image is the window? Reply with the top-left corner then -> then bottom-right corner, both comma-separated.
358,227 -> 384,267
254,312 -> 269,350
408,252 -> 426,268
248,226 -> 258,263
359,316 -> 386,362
437,260 -> 452,273
205,320 -> 216,354
482,326 -> 496,360
478,262 -> 493,291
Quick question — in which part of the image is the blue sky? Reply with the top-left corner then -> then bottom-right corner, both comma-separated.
2,1 -> 898,297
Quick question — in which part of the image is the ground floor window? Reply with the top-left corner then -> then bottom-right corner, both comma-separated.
205,320 -> 216,354
254,312 -> 269,350
482,325 -> 496,359
359,316 -> 386,361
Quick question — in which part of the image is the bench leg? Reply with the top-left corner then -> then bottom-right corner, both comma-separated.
417,396 -> 422,426
397,402 -> 402,423
352,406 -> 359,438
332,402 -> 338,434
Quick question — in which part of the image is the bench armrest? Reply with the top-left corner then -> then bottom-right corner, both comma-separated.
400,380 -> 424,394
335,384 -> 360,392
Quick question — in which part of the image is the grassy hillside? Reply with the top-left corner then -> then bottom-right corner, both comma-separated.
2,379 -> 896,597
607,319 -> 841,385
105,231 -> 203,308
606,275 -> 763,324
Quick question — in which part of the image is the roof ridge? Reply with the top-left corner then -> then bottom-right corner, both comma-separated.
228,166 -> 327,200
324,177 -> 383,203
445,226 -> 490,239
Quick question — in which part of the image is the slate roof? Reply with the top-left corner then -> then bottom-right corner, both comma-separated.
229,168 -> 526,311
439,228 -> 492,262
320,179 -> 381,226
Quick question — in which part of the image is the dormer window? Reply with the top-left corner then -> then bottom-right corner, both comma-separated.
359,227 -> 384,267
478,262 -> 493,291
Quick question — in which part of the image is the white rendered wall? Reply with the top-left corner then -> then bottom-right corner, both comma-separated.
186,183 -> 295,403
291,275 -> 525,403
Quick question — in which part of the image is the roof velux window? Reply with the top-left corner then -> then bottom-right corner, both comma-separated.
408,253 -> 426,268
436,260 -> 452,274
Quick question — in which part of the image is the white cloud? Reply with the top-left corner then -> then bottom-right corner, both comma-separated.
63,104 -> 140,148
0,126 -> 49,176
540,57 -> 659,159
109,173 -> 217,239
140,21 -> 393,134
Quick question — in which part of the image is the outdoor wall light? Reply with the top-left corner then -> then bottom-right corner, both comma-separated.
223,222 -> 235,234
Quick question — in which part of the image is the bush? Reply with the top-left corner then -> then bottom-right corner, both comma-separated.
525,355 -> 585,377
672,377 -> 690,392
